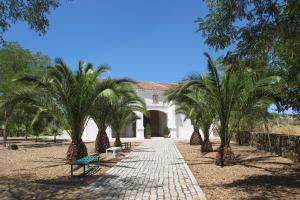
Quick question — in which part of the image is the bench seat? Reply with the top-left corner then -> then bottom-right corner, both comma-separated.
106,147 -> 122,158
71,154 -> 100,177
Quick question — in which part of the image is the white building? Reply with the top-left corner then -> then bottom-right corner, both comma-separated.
82,82 -> 195,140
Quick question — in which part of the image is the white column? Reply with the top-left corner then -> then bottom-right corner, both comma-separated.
168,104 -> 177,138
135,111 -> 144,139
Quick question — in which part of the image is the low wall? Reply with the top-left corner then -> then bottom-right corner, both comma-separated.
235,131 -> 300,163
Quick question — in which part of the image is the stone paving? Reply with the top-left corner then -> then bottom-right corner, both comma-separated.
90,139 -> 206,200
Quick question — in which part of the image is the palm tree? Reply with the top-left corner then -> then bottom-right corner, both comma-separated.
90,95 -> 112,153
109,89 -> 146,147
165,84 -> 214,151
180,53 -> 279,166
12,59 -> 117,161
90,79 -> 135,153
184,88 -> 214,152
165,86 -> 203,145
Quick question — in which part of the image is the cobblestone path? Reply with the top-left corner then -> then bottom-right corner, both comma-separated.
90,139 -> 206,200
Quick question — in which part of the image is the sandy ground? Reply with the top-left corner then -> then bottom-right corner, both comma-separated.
176,140 -> 300,200
0,138 -> 140,199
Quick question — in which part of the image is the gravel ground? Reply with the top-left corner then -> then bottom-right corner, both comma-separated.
0,139 -> 140,199
176,140 -> 300,200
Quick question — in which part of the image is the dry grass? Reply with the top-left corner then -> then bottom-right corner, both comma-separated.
0,139 -> 140,199
270,124 -> 300,135
176,140 -> 300,200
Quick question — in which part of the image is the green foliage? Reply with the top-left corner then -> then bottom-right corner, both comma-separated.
163,126 -> 169,135
176,53 -> 280,146
90,78 -> 137,131
3,104 -> 35,137
0,42 -> 50,95
0,0 -> 60,42
4,58 -> 116,146
197,0 -> 300,114
165,81 -> 214,141
0,42 -> 51,142
144,124 -> 151,136
30,105 -> 65,138
109,88 -> 146,140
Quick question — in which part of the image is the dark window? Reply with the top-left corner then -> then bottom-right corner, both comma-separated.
153,94 -> 159,104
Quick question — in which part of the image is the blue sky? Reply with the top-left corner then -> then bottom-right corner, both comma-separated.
4,0 -> 228,83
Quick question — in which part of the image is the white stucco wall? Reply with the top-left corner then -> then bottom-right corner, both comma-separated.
176,113 -> 194,138
82,118 -> 112,141
82,88 -> 195,141
82,118 -> 98,141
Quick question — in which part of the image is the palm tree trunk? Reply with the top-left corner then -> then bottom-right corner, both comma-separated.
190,128 -> 203,145
95,127 -> 110,153
66,138 -> 88,163
54,134 -> 57,143
201,139 -> 213,152
201,129 -> 213,152
3,111 -> 8,148
25,128 -> 28,140
3,125 -> 7,147
201,127 -> 213,152
215,142 -> 235,166
114,134 -> 122,147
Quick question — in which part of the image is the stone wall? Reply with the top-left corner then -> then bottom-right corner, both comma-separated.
234,131 -> 300,163
235,131 -> 251,145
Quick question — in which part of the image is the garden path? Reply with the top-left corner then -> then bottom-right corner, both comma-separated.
90,139 -> 206,200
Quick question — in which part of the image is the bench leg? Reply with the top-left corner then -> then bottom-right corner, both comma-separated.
71,164 -> 73,177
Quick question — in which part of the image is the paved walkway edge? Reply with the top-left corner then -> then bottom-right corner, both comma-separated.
173,143 -> 207,200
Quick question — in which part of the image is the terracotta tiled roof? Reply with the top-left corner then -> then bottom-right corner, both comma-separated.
135,81 -> 176,91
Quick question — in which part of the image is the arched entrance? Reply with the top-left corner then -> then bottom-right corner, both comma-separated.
144,110 -> 167,137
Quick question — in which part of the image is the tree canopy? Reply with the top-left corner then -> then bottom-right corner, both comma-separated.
0,0 -> 60,42
0,42 -> 50,96
0,42 -> 51,146
197,0 -> 300,114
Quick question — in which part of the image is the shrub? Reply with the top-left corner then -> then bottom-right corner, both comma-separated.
163,127 -> 170,136
8,144 -> 18,150
145,124 -> 151,136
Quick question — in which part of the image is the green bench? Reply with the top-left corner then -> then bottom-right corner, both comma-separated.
71,154 -> 100,177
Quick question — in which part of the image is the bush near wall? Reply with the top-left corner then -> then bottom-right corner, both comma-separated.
235,131 -> 300,163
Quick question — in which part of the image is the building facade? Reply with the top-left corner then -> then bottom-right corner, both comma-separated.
82,82 -> 195,140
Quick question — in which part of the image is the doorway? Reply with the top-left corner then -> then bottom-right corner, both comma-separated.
144,110 -> 167,137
